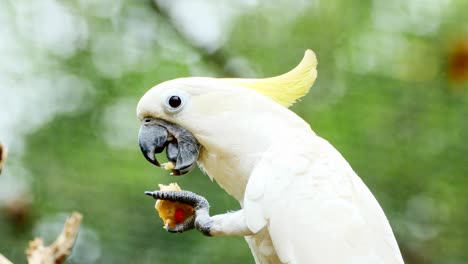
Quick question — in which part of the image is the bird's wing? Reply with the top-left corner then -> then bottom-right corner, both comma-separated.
244,135 -> 404,264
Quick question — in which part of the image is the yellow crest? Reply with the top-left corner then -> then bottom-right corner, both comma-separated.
224,49 -> 317,107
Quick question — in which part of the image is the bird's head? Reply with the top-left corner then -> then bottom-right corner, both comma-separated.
137,50 -> 317,176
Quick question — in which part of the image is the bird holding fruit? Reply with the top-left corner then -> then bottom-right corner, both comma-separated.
139,50 -> 404,264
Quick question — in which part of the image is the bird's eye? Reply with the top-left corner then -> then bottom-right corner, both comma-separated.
163,91 -> 189,113
168,96 -> 182,108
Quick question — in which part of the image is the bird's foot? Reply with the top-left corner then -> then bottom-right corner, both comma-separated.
145,190 -> 212,236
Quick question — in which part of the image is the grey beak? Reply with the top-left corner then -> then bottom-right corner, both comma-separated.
138,118 -> 201,175
138,121 -> 168,167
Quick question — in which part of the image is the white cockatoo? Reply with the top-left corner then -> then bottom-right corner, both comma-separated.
138,50 -> 404,264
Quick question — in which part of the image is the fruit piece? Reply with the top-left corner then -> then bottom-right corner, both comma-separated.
154,183 -> 194,229
162,162 -> 175,171
174,208 -> 185,223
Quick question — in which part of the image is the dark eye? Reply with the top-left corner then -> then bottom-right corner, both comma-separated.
168,96 -> 182,108
163,91 -> 188,113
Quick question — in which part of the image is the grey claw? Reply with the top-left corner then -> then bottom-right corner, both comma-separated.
166,215 -> 195,233
144,190 -> 209,210
144,190 -> 212,235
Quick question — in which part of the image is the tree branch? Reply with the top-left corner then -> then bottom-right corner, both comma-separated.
0,143 -> 6,174
0,254 -> 13,264
25,212 -> 83,264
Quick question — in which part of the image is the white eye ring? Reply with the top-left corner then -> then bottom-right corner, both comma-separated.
163,90 -> 189,114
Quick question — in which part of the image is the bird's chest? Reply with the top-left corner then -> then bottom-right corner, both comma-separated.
198,151 -> 253,201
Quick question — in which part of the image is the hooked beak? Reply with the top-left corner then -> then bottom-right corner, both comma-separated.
138,118 -> 201,176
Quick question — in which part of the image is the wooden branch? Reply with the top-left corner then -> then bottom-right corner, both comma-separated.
0,143 -> 6,174
0,144 -> 13,264
0,145 -> 81,264
26,212 -> 83,264
0,254 -> 13,264
0,146 -> 81,264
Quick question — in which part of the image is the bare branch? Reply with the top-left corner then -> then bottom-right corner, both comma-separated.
0,143 -> 6,174
0,254 -> 13,264
26,212 -> 83,264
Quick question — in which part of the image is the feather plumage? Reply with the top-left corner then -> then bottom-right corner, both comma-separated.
224,50 -> 317,107
244,134 -> 404,263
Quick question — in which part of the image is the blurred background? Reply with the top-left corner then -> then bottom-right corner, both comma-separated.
0,0 -> 467,263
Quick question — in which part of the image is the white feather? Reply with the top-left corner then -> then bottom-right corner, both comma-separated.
244,134 -> 404,263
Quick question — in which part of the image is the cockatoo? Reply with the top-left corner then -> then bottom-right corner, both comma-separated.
138,50 -> 404,264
